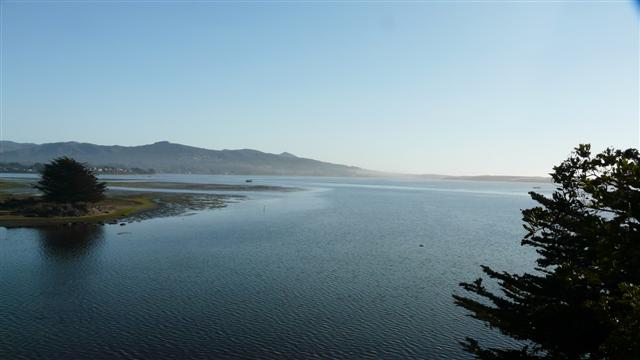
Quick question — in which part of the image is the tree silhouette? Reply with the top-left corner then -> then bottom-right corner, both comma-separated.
35,157 -> 106,203
453,144 -> 640,359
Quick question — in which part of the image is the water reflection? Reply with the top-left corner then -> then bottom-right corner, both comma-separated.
1,178 -> 538,359
38,225 -> 105,260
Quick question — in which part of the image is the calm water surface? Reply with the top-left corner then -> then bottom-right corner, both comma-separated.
0,176 -> 552,359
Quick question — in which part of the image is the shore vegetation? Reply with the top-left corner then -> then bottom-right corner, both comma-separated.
454,144 -> 640,359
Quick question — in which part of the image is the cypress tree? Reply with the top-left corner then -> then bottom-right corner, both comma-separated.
453,144 -> 640,359
34,157 -> 106,203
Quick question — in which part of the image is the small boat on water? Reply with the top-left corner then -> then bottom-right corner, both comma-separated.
245,179 -> 253,183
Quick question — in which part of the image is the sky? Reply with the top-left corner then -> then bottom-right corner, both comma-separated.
1,1 -> 638,176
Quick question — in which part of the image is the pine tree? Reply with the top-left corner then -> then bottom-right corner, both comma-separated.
453,144 -> 640,359
34,157 -> 106,203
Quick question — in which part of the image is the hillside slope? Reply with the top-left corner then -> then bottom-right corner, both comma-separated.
0,141 -> 378,176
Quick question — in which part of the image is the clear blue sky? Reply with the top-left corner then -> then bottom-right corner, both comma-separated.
1,1 -> 638,176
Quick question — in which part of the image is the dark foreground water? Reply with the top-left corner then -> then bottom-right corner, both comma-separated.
0,176 -> 552,359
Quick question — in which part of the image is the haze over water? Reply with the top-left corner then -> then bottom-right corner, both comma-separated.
0,175 -> 552,359
2,2 -> 637,175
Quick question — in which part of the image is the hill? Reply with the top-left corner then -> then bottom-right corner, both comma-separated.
0,141 -> 379,176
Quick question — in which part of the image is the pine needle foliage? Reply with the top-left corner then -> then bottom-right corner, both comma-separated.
34,157 -> 106,203
453,144 -> 640,359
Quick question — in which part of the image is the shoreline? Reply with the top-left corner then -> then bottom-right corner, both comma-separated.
105,181 -> 300,192
0,192 -> 239,228
0,194 -> 158,228
0,179 -> 256,228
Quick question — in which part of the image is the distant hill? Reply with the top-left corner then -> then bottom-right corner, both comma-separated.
442,175 -> 551,183
0,141 -> 380,176
410,174 -> 552,183
0,141 -> 38,153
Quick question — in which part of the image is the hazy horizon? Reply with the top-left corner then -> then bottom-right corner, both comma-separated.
1,2 -> 638,176
1,138 -> 556,178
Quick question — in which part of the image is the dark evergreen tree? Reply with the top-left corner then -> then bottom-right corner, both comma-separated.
34,157 -> 106,203
453,144 -> 640,359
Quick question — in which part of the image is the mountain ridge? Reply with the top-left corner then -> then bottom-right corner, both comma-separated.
0,141 -> 380,176
0,141 -> 553,182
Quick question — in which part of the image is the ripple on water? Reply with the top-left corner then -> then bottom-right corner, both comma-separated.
0,177 -> 538,359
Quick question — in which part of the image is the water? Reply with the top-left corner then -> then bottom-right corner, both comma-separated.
0,175 -> 553,359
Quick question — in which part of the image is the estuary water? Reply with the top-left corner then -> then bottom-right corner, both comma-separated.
0,175 -> 553,359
